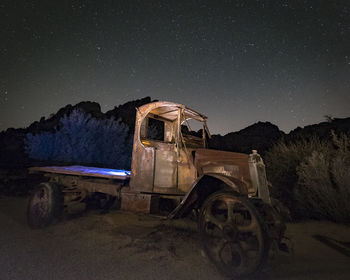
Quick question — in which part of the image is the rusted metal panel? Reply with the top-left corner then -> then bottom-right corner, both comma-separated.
129,108 -> 154,192
80,180 -> 120,197
153,148 -> 177,192
121,190 -> 159,213
194,149 -> 254,193
248,150 -> 271,203
29,166 -> 130,180
49,175 -> 123,197
164,121 -> 175,143
135,101 -> 207,122
177,149 -> 197,193
129,145 -> 155,192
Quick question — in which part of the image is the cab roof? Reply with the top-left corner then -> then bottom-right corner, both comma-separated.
137,101 -> 207,122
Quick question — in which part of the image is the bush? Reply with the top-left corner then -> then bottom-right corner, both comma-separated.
296,133 -> 350,222
266,132 -> 350,222
25,132 -> 55,161
25,109 -> 132,169
265,136 -> 330,213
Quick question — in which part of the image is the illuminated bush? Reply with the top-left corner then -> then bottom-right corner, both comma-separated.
25,109 -> 132,169
266,132 -> 350,222
25,131 -> 55,161
296,133 -> 350,222
265,136 -> 329,213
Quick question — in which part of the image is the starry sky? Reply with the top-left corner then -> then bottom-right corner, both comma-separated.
1,0 -> 349,134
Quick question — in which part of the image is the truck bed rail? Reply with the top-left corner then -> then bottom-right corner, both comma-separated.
29,165 -> 131,180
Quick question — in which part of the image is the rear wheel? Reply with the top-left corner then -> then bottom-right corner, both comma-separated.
27,182 -> 63,228
198,191 -> 269,278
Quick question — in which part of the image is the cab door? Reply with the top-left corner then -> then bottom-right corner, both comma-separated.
153,143 -> 178,193
151,118 -> 178,194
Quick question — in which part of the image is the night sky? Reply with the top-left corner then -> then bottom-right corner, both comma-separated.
1,0 -> 349,134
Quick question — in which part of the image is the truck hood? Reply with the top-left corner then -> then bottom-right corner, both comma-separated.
193,148 -> 252,188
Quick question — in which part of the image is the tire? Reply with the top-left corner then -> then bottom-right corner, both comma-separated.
27,182 -> 63,228
198,191 -> 269,278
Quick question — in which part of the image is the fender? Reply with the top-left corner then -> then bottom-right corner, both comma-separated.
168,173 -> 248,219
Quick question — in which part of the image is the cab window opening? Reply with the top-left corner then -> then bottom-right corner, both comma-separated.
145,117 -> 165,142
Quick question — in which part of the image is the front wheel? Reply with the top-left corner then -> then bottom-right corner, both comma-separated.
27,182 -> 63,228
198,191 -> 269,278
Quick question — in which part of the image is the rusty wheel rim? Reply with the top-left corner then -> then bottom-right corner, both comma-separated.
199,193 -> 266,277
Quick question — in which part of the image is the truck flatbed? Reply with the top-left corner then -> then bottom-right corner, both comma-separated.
29,165 -> 131,180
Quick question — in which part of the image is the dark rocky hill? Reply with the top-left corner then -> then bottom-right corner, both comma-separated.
27,101 -> 104,135
287,117 -> 350,142
209,122 -> 285,156
105,97 -> 152,134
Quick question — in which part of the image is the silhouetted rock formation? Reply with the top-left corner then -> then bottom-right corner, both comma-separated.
27,101 -> 104,135
105,96 -> 152,134
209,122 -> 285,156
287,117 -> 350,142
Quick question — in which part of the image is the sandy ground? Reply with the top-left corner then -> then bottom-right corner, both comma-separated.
0,196 -> 350,280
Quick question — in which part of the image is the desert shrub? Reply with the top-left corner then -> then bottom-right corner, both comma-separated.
266,132 -> 350,222
25,132 -> 55,161
265,136 -> 330,213
296,133 -> 350,222
25,109 -> 132,169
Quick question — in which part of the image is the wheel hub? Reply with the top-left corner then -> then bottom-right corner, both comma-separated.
223,224 -> 239,242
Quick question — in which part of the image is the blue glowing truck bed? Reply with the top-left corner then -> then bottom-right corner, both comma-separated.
29,165 -> 131,180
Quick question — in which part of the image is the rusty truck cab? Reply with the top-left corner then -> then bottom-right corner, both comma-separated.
129,101 -> 208,195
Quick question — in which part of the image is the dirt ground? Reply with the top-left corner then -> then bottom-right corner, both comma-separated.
0,196 -> 350,280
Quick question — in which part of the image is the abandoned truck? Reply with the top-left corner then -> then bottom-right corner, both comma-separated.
28,101 -> 287,278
